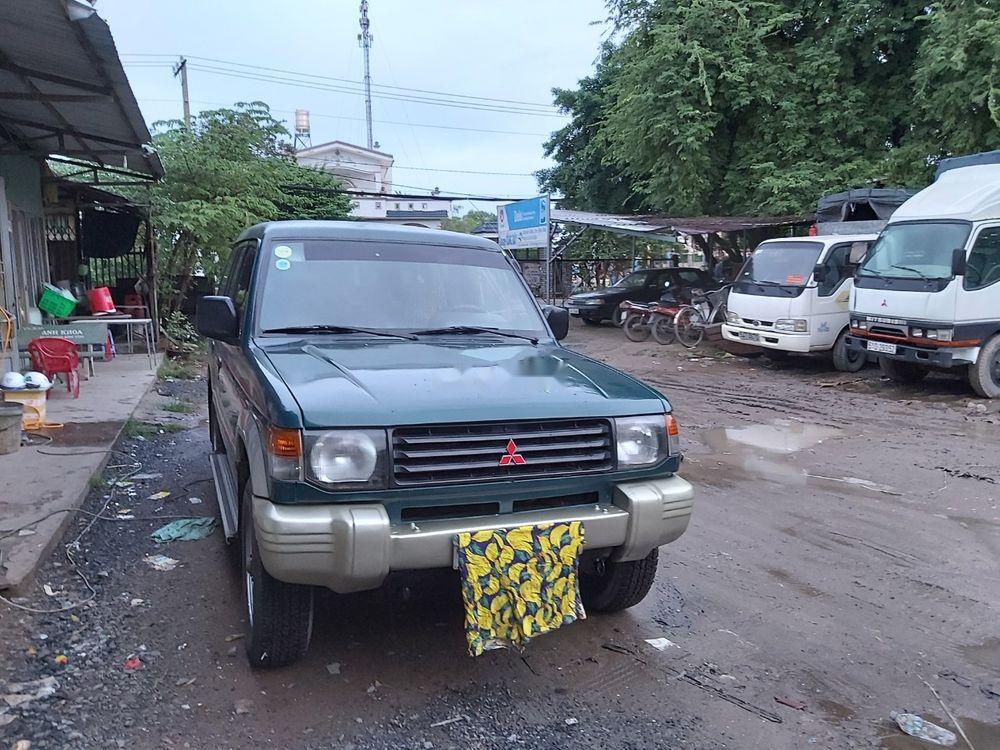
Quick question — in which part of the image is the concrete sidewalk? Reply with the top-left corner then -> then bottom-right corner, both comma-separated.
0,353 -> 160,593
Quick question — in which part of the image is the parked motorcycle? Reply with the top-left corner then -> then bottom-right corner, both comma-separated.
620,296 -> 682,345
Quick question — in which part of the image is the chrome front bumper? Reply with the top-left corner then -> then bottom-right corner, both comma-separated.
253,475 -> 694,593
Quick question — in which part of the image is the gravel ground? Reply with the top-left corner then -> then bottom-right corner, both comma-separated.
1,326 -> 998,749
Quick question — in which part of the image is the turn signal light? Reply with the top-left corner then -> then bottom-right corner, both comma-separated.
666,414 -> 681,456
268,426 -> 302,458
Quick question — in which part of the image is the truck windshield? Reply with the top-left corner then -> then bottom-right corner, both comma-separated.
739,241 -> 823,287
255,240 -> 548,338
860,222 -> 971,279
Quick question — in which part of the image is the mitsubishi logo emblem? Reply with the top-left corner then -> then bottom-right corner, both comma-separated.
881,299 -> 888,307
499,439 -> 526,466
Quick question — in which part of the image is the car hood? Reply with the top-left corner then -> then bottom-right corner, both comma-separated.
257,338 -> 668,427
569,289 -> 622,301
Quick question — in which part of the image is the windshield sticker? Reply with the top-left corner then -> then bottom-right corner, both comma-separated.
786,274 -> 805,284
275,258 -> 291,271
274,245 -> 292,259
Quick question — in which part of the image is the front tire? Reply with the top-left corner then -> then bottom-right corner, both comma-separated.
969,334 -> 1000,398
878,356 -> 928,384
241,485 -> 314,668
832,330 -> 866,372
581,549 -> 658,612
674,306 -> 705,348
652,316 -> 676,345
623,314 -> 651,342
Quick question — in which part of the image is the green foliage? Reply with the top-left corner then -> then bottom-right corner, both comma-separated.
123,419 -> 187,438
543,0 -> 1000,216
145,102 -> 352,317
162,398 -> 196,414
157,356 -> 199,381
441,210 -> 495,234
162,310 -> 200,354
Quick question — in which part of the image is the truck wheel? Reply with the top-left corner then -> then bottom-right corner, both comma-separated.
969,334 -> 1000,398
581,549 -> 658,612
832,330 -> 865,372
878,356 -> 928,384
241,485 -> 313,668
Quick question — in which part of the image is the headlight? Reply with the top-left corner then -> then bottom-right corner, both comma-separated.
305,429 -> 387,488
923,328 -> 953,341
852,318 -> 868,330
726,310 -> 741,324
774,318 -> 808,333
614,414 -> 678,466
580,299 -> 604,306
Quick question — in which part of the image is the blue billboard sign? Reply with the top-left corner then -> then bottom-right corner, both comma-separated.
497,195 -> 549,250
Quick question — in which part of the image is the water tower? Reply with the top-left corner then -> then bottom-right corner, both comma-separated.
294,109 -> 311,150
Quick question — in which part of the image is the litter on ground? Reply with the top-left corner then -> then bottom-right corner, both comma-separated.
143,554 -> 179,571
151,517 -> 217,543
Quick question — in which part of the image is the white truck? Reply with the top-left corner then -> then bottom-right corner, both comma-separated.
846,153 -> 1000,397
721,234 -> 877,371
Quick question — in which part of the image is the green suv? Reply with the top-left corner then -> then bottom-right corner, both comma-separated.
197,221 -> 694,667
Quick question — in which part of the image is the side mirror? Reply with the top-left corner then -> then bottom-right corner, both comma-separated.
951,247 -> 966,277
197,296 -> 239,342
849,241 -> 868,264
543,305 -> 569,340
812,264 -> 828,283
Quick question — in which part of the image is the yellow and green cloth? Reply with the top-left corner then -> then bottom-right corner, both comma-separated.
456,522 -> 586,656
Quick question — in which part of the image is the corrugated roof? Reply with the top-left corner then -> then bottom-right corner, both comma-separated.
0,0 -> 162,178
552,209 -> 810,237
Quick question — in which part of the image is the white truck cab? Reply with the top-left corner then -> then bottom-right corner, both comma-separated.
721,234 -> 876,371
846,154 -> 1000,397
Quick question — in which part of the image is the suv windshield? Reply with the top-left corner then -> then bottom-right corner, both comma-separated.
739,241 -> 823,286
255,240 -> 548,337
860,222 -> 970,279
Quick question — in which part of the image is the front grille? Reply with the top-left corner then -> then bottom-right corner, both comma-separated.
392,419 -> 614,486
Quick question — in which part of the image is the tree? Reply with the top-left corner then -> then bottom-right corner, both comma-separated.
145,102 -> 352,318
440,210 -> 495,234
542,0 -> 999,217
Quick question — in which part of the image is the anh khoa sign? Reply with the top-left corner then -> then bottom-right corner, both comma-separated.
497,195 -> 550,250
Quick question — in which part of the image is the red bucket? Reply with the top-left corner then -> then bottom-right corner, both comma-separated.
87,286 -> 117,315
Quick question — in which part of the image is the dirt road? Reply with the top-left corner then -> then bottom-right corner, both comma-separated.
1,322 -> 998,749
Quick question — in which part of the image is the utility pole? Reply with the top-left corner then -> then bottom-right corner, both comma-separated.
358,1 -> 374,149
172,57 -> 191,129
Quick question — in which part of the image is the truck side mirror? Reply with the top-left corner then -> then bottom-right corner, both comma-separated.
849,242 -> 868,264
543,305 -> 569,340
812,264 -> 827,283
951,247 -> 967,277
197,296 -> 239,342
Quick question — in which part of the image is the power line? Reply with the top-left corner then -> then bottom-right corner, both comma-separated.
120,53 -> 559,110
137,97 -> 550,137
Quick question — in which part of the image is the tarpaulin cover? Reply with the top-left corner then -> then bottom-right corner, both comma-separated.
80,208 -> 141,258
816,189 -> 917,223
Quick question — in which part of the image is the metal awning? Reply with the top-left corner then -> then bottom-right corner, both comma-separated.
0,0 -> 162,179
552,209 -> 810,239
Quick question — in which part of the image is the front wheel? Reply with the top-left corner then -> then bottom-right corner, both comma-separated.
241,485 -> 314,668
581,549 -> 659,612
623,314 -> 651,342
969,334 -> 1000,398
612,308 -> 628,327
832,330 -> 866,373
674,306 -> 705,348
878,356 -> 928,384
652,315 -> 676,345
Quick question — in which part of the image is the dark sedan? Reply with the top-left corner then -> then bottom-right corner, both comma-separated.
565,268 -> 716,325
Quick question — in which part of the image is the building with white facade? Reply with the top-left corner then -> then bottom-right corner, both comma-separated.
295,140 -> 452,229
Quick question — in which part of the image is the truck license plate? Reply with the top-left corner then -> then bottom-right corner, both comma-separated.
867,340 -> 897,354
569,308 -> 581,316
737,331 -> 760,342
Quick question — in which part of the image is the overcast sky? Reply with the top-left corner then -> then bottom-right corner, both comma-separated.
98,0 -> 610,213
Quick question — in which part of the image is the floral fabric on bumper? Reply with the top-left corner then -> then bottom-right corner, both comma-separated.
456,522 -> 586,656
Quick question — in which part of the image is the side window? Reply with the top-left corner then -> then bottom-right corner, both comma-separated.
226,241 -> 257,330
678,270 -> 701,285
818,244 -> 853,296
965,227 -> 1000,290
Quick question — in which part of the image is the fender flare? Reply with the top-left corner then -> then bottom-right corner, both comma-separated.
237,411 -> 270,500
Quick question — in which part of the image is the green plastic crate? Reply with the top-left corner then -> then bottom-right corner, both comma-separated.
38,286 -> 77,318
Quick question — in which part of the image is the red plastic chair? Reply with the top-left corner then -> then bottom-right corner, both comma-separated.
27,337 -> 81,399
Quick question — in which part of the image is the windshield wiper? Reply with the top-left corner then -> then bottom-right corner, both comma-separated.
856,268 -> 890,280
261,325 -> 417,341
410,325 -> 539,345
889,264 -> 934,281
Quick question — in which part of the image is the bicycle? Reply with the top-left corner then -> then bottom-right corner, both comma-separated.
673,285 -> 731,348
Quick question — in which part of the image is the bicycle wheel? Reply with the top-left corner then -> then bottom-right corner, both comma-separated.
623,314 -> 651,342
674,306 -> 705,348
652,315 -> 676,345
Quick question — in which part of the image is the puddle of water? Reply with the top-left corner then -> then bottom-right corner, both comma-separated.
31,420 -> 124,447
880,715 -> 1000,749
703,419 -> 841,455
959,636 -> 1000,670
